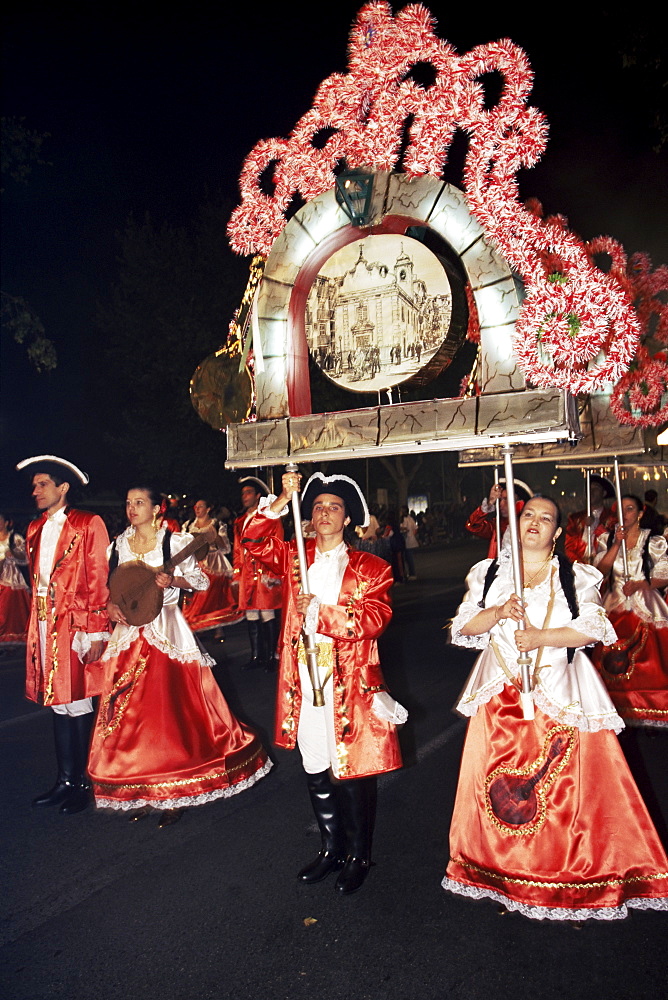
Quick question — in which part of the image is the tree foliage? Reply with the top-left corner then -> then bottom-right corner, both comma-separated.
93,197 -> 250,497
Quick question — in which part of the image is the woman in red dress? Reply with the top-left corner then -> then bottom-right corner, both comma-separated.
592,493 -> 668,729
444,495 -> 668,920
182,499 -> 240,636
86,486 -> 271,826
0,511 -> 31,645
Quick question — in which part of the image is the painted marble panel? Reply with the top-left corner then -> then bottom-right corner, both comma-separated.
428,186 -> 484,253
479,325 -> 525,393
477,389 -> 566,436
290,408 -> 379,454
227,418 -> 290,463
473,278 -> 520,330
296,188 -> 351,247
385,173 -> 445,222
256,276 -> 292,324
461,236 -> 512,288
263,221 -> 318,286
379,397 -> 477,444
256,356 -> 289,419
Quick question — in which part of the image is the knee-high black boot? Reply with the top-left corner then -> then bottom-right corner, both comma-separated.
60,712 -> 95,815
33,713 -> 77,807
261,616 -> 278,672
335,776 -> 377,894
298,770 -> 345,883
244,618 -> 261,670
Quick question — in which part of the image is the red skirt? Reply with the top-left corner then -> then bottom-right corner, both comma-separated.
88,636 -> 270,810
0,584 -> 30,643
444,683 -> 668,920
182,569 -> 242,632
592,608 -> 668,728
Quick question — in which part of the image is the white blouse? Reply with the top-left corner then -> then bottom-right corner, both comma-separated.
594,529 -> 668,627
104,526 -> 213,667
450,550 -> 621,733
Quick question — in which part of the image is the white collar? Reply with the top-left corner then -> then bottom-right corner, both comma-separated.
47,506 -> 68,524
314,540 -> 347,561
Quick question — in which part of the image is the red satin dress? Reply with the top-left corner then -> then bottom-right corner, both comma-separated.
181,520 -> 242,632
87,528 -> 271,811
592,530 -> 668,729
444,556 -> 668,920
0,534 -> 30,643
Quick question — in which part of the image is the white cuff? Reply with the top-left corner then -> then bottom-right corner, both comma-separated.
304,596 -> 320,636
258,495 -> 289,518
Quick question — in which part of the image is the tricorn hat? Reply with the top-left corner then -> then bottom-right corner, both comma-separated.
16,454 -> 89,485
239,475 -> 269,497
498,478 -> 533,504
590,474 -> 615,500
301,472 -> 369,529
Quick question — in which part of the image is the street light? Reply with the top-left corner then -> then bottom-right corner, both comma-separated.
335,169 -> 374,226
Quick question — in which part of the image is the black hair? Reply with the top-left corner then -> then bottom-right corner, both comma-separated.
621,493 -> 644,514
126,486 -> 163,508
522,493 -> 562,528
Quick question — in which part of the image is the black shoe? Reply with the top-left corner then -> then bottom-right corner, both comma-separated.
334,857 -> 373,894
33,780 -> 76,808
298,849 -> 344,883
59,783 -> 91,815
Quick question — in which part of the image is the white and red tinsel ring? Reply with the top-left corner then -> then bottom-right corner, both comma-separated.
610,349 -> 668,428
227,1 -> 642,394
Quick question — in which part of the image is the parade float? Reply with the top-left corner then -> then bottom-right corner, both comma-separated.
189,1 -> 666,718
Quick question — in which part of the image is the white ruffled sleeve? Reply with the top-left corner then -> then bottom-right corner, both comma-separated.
649,534 -> 668,579
450,559 -> 494,650
258,494 -> 288,519
570,563 -> 617,645
170,532 -> 209,591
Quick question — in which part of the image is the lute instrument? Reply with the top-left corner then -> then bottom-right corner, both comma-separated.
109,525 -> 217,626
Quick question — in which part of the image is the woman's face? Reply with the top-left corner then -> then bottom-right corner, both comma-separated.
194,500 -> 210,519
519,498 -> 561,553
126,489 -> 160,529
0,515 -> 8,533
621,497 -> 642,529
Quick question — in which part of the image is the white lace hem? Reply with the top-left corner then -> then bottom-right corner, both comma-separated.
94,758 -> 273,811
457,676 -> 507,716
571,609 -> 617,645
623,717 -> 668,730
533,686 -> 624,734
104,626 -> 215,668
441,877 -> 668,921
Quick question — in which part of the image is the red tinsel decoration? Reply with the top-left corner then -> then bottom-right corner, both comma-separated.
227,2 -> 643,394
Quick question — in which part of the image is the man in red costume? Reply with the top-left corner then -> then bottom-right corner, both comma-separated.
465,480 -> 531,558
241,470 -> 403,894
564,475 -> 616,564
232,477 -> 283,670
17,454 -> 110,815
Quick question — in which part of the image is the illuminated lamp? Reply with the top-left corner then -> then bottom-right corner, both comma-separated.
335,170 -> 374,226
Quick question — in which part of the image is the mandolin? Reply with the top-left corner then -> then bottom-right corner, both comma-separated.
487,733 -> 569,826
109,526 -> 217,626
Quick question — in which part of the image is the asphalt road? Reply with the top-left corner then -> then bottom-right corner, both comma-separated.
1,541 -> 666,1000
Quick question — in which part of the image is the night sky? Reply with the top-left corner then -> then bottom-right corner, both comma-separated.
2,1 -> 667,508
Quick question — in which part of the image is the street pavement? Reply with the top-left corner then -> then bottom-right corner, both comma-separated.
1,540 -> 666,1000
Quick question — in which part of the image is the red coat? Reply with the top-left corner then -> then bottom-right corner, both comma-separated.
233,510 -> 283,611
25,508 -> 110,705
565,509 -> 617,563
242,513 -> 402,779
465,501 -> 524,559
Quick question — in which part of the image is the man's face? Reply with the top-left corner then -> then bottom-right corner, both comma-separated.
32,474 -> 68,514
311,493 -> 349,542
590,484 -> 605,508
499,490 -> 508,518
241,486 -> 260,510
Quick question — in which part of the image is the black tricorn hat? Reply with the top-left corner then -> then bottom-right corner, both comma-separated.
301,472 -> 369,529
498,478 -> 533,504
590,474 -> 615,500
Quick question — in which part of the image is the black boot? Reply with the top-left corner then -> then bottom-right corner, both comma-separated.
298,771 -> 345,883
335,777 -> 377,894
33,713 -> 76,807
59,712 -> 94,815
261,616 -> 278,672
243,618 -> 261,670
